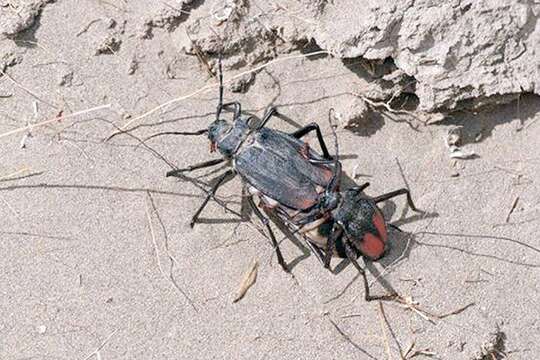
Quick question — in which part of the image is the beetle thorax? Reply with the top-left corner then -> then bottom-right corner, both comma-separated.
334,190 -> 377,237
208,119 -> 250,158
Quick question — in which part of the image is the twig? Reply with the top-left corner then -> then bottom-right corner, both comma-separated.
81,329 -> 118,360
505,196 -> 519,223
396,298 -> 475,323
0,167 -> 30,181
431,302 -> 475,320
351,92 -> 426,124
326,316 -> 378,360
233,259 -> 259,303
0,104 -> 111,140
187,31 -> 215,79
403,340 -> 416,359
76,19 -> 102,36
377,302 -> 393,359
145,192 -> 197,311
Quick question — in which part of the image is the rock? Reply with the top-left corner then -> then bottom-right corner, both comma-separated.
0,48 -> 24,73
58,71 -> 74,86
140,0 -> 196,39
335,99 -> 369,129
229,72 -> 255,93
0,0 -> 55,36
127,58 -> 139,75
182,0 -> 540,112
36,325 -> 47,334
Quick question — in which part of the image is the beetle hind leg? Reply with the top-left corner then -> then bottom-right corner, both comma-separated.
247,197 -> 289,272
344,242 -> 399,302
388,223 -> 403,232
323,225 -> 343,269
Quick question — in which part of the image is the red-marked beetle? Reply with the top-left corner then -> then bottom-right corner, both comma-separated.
251,110 -> 422,301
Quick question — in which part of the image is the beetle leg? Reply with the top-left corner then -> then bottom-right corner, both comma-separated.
290,122 -> 332,160
247,196 -> 289,272
298,216 -> 328,234
303,240 -> 325,264
166,158 -> 225,177
220,101 -> 242,119
256,106 -> 278,130
372,188 -> 421,212
350,182 -> 371,193
189,169 -> 234,228
343,242 -> 399,302
323,225 -> 343,269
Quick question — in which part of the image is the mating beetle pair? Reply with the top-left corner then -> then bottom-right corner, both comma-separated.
159,57 -> 421,301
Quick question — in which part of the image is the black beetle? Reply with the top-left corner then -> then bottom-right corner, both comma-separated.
151,57 -> 339,273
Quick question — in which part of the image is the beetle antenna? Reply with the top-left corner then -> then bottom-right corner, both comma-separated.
326,108 -> 341,192
216,53 -> 224,120
328,108 -> 339,167
143,129 -> 209,142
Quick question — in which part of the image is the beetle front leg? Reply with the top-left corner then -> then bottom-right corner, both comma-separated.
290,122 -> 332,160
372,188 -> 421,212
219,101 -> 242,120
343,242 -> 399,302
247,197 -> 289,272
166,158 -> 225,177
189,169 -> 234,228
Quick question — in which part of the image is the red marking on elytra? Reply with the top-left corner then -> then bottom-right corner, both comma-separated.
360,233 -> 385,259
358,210 -> 388,259
372,210 -> 388,243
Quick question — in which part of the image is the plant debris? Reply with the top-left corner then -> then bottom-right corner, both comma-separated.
233,259 -> 259,303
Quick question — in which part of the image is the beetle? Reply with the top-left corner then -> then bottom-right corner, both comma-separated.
252,110 -> 422,301
149,56 -> 339,273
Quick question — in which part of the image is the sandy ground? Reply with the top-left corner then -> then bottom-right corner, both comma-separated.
1,1 -> 540,359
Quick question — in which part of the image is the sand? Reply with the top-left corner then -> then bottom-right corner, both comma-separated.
1,1 -> 539,359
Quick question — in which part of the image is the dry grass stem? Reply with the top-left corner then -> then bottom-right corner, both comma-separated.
233,259 -> 259,303
81,329 -> 118,360
377,302 -> 393,359
0,104 -> 111,140
145,192 -> 197,311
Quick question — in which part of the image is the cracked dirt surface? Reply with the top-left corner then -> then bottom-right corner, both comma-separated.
1,1 -> 539,359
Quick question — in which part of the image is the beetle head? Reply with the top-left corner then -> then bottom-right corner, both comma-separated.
207,119 -> 231,153
332,188 -> 387,259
